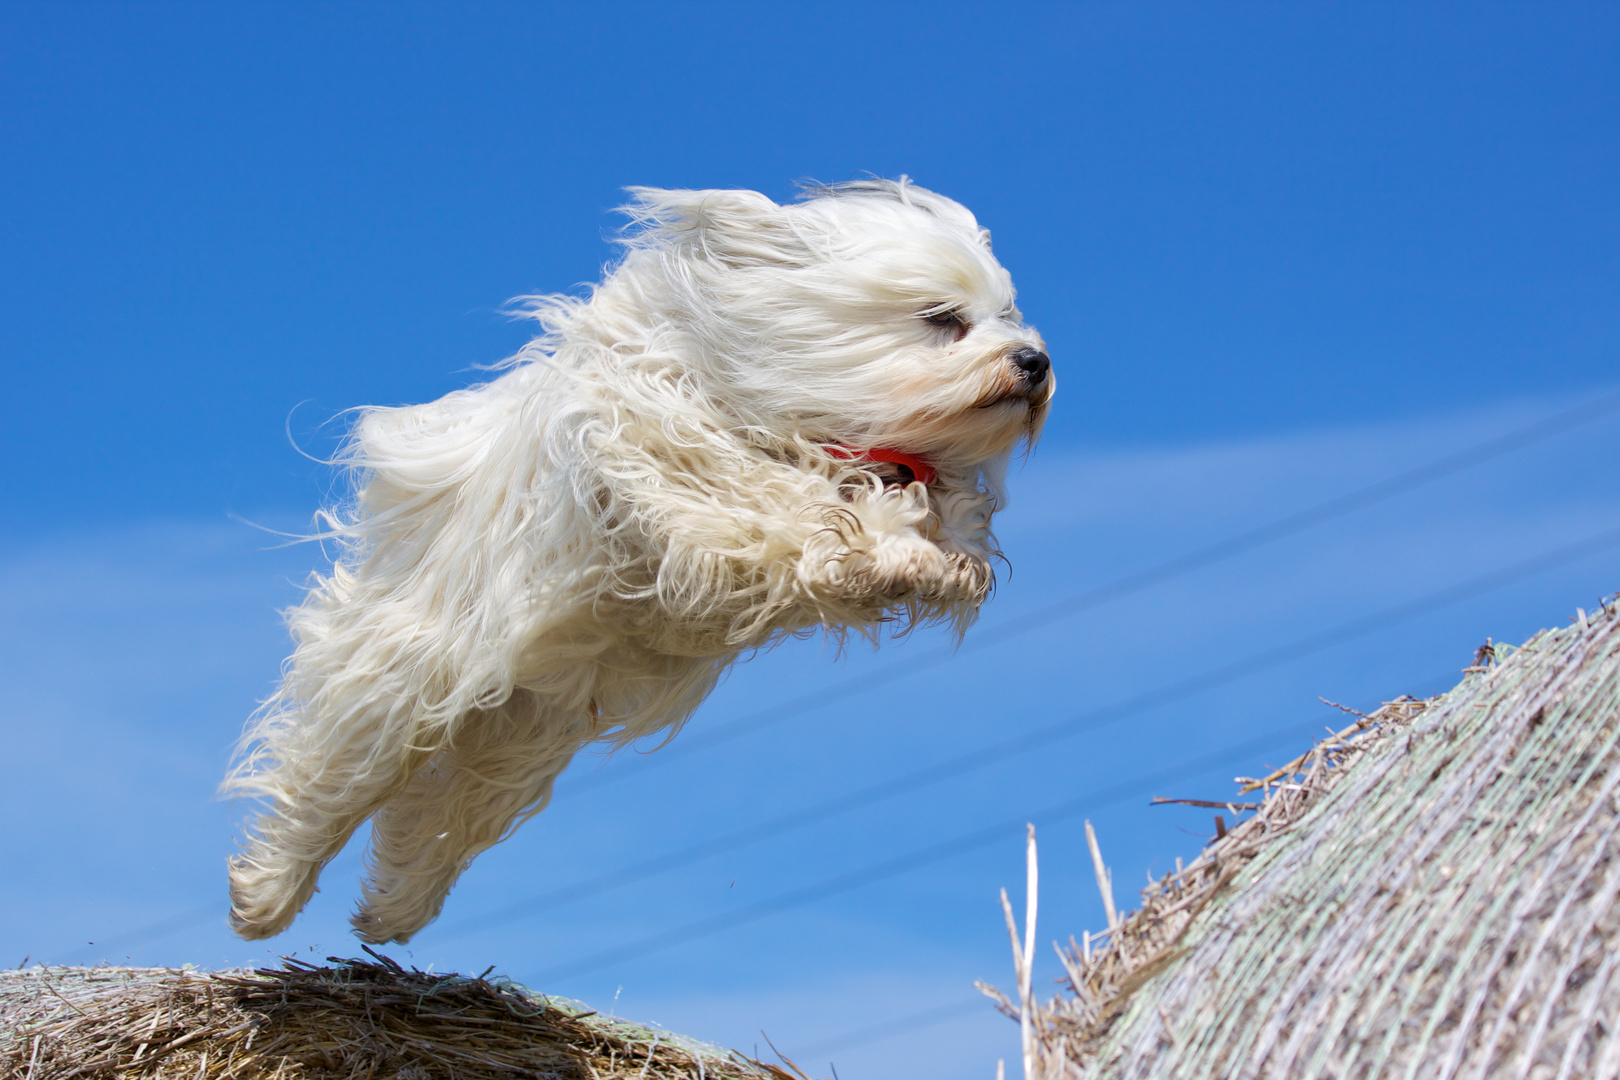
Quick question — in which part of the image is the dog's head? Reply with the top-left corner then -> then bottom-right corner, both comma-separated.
608,179 -> 1052,483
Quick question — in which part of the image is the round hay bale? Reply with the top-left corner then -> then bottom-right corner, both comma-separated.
1029,600 -> 1620,1079
0,953 -> 796,1080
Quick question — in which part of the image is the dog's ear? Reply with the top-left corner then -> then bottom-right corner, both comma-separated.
620,188 -> 810,269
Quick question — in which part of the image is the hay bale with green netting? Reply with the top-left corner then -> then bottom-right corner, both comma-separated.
0,952 -> 802,1080
1005,596 -> 1620,1079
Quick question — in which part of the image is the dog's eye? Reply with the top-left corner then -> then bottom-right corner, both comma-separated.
924,309 -> 972,341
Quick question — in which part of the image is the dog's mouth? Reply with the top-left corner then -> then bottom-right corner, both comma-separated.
977,378 -> 1053,412
982,387 -> 1053,411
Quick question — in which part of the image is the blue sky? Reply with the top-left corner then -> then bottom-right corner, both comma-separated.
3,4 -> 1619,1079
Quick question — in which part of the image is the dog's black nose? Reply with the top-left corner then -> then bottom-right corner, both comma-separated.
1012,348 -> 1050,389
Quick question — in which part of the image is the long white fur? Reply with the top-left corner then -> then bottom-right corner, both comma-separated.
222,179 -> 1052,944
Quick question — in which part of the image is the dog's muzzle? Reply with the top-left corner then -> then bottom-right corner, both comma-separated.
978,346 -> 1053,409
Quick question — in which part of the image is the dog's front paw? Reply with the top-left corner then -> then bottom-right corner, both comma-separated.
806,531 -> 990,612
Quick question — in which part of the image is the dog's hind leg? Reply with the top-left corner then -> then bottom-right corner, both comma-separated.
352,690 -> 585,944
226,699 -> 427,941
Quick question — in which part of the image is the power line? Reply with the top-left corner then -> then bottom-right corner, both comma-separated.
795,674 -> 1485,1065
431,520 -> 1620,943
795,998 -> 988,1060
71,392 -> 1620,960
530,724 -> 1311,983
561,388 -> 1620,793
508,523 -> 1620,981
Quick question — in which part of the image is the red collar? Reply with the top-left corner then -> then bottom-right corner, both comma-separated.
827,445 -> 938,486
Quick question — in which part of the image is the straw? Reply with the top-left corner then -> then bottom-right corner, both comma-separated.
0,951 -> 807,1080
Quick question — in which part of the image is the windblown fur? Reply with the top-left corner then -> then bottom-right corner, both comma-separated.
223,179 -> 1053,944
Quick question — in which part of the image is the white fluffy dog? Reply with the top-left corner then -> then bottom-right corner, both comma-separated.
223,179 -> 1053,944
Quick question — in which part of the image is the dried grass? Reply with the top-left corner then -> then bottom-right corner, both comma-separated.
0,950 -> 807,1080
989,596 -> 1620,1079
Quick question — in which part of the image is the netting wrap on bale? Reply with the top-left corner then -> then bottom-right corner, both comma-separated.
0,953 -> 799,1080
1013,599 -> 1620,1080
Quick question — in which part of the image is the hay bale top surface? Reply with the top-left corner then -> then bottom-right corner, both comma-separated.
0,952 -> 802,1080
